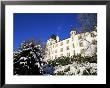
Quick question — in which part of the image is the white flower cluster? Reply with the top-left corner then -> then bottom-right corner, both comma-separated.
54,62 -> 97,75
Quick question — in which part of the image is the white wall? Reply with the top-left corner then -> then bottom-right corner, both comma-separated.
45,30 -> 97,61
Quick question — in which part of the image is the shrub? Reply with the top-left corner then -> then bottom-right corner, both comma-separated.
64,66 -> 70,72
55,71 -> 65,75
47,54 -> 97,69
13,40 -> 44,75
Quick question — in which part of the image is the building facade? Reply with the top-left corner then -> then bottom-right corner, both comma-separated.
45,29 -> 97,61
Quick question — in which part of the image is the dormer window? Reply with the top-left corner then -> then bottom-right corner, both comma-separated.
66,40 -> 69,44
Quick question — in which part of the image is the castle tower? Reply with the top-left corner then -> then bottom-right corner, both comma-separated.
70,30 -> 76,39
56,36 -> 59,42
46,34 -> 57,46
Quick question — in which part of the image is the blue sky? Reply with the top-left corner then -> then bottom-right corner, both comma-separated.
14,13 -> 80,50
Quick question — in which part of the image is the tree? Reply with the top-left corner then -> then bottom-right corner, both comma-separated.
76,14 -> 97,57
77,13 -> 97,32
13,40 -> 45,75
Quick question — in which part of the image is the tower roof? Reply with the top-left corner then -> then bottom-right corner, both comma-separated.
50,34 -> 56,40
70,27 -> 77,32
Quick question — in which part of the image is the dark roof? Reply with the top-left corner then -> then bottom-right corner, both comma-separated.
69,27 -> 77,33
50,34 -> 56,40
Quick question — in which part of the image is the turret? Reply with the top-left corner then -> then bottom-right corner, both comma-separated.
70,30 -> 76,37
56,36 -> 59,42
46,34 -> 58,46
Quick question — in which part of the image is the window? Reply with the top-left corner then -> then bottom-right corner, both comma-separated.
50,42 -> 52,45
73,50 -> 75,55
67,53 -> 70,57
55,50 -> 57,53
91,33 -> 95,37
60,48 -> 63,52
55,44 -> 58,47
66,40 -> 69,44
73,43 -> 74,48
55,55 -> 57,59
92,40 -> 97,45
79,42 -> 83,47
66,46 -> 69,50
60,42 -> 63,46
78,35 -> 82,39
49,52 -> 50,55
81,49 -> 85,54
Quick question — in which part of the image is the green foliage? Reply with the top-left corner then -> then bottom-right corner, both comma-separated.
83,54 -> 97,63
47,56 -> 72,67
56,56 -> 72,66
13,40 -> 44,75
47,54 -> 97,67
47,59 -> 58,67
83,67 -> 97,75
64,66 -> 70,72
83,69 -> 90,75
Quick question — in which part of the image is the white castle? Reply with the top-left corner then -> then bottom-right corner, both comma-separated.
45,28 -> 97,61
